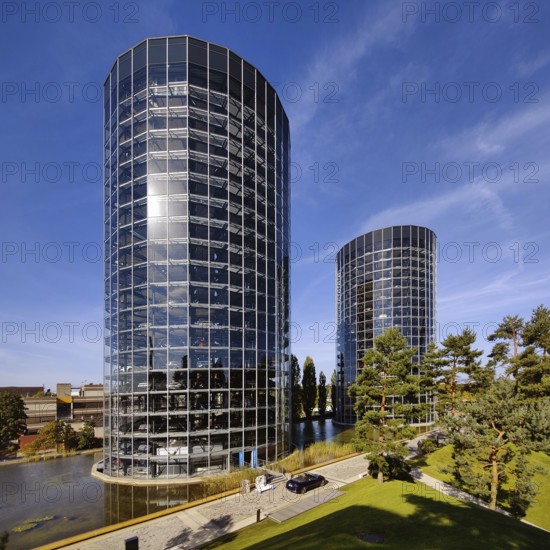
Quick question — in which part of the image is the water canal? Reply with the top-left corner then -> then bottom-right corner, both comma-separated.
0,420 -> 353,549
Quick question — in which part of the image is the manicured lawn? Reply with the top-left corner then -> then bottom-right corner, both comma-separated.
526,452 -> 550,530
413,444 -> 454,483
203,477 -> 550,549
412,446 -> 550,531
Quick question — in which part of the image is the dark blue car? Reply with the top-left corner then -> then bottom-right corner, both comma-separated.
286,473 -> 327,494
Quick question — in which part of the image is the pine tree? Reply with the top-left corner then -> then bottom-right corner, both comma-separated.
436,329 -> 485,414
523,305 -> 550,356
443,378 -> 550,514
420,341 -> 447,418
515,346 -> 550,398
301,357 -> 317,420
488,307 -> 550,397
488,315 -> 524,390
348,328 -> 418,482
488,315 -> 524,361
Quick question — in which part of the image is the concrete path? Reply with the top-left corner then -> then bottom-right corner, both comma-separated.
268,489 -> 344,523
56,432 -> 550,548
61,454 -> 370,550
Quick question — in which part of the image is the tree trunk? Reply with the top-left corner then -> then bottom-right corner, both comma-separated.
377,470 -> 384,484
490,454 -> 498,510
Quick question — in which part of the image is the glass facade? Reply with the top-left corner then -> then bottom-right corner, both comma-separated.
335,226 -> 436,425
103,36 -> 291,479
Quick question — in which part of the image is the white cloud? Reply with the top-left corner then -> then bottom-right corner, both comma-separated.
361,180 -> 514,234
288,3 -> 410,139
439,101 -> 550,159
513,51 -> 550,78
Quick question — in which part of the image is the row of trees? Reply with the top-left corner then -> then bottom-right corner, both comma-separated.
349,305 -> 550,517
290,355 -> 332,421
0,392 -> 100,457
23,420 -> 99,455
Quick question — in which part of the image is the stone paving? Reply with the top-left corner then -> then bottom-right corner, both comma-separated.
53,432 -> 550,549
63,454 -> 370,550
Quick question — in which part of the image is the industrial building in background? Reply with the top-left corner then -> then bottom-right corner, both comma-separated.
0,383 -> 104,448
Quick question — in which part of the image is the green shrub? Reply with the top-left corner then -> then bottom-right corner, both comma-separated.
367,454 -> 412,481
417,438 -> 438,456
271,442 -> 355,473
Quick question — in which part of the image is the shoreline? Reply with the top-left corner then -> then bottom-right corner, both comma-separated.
0,447 -> 103,467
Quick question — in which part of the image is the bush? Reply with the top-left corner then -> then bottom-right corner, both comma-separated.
271,442 -> 355,473
417,438 -> 438,456
368,454 -> 412,481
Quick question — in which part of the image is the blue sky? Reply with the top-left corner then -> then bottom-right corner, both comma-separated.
1,0 -> 549,388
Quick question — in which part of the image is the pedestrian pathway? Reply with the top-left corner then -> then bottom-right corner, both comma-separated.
50,432 -> 549,549
268,489 -> 344,523
57,454 -> 370,550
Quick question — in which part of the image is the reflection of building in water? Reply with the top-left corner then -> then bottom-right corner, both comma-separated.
103,36 -> 291,480
335,226 -> 437,425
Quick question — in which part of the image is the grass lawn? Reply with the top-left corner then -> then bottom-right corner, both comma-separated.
202,477 -> 550,549
411,446 -> 550,531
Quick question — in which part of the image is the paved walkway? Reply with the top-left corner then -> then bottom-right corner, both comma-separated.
62,454 -> 370,550
55,431 -> 549,548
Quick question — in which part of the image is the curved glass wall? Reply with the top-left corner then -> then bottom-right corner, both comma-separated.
103,36 -> 290,479
335,226 -> 436,425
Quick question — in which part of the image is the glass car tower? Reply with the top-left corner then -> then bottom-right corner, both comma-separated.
103,36 -> 290,479
335,226 -> 436,425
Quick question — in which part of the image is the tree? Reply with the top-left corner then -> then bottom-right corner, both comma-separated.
330,370 -> 337,415
433,329 -> 485,415
488,315 -> 524,390
348,328 -> 419,482
61,422 -> 78,452
317,371 -> 327,417
301,356 -> 317,420
420,341 -> 448,416
515,347 -> 550,398
488,315 -> 524,362
488,308 -> 550,397
290,354 -> 302,421
0,392 -> 27,454
523,305 -> 550,356
77,421 -> 98,450
443,378 -> 550,515
32,420 -> 77,453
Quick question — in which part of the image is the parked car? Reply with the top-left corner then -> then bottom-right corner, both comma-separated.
285,473 -> 327,494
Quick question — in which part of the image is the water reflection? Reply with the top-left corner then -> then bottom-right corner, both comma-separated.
1,420 -> 354,549
0,454 -> 104,550
291,418 -> 354,450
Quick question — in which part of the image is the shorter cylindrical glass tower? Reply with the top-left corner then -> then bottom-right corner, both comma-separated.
335,225 -> 437,425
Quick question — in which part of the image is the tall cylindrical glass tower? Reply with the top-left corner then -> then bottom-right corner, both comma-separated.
103,36 -> 290,480
335,226 -> 436,425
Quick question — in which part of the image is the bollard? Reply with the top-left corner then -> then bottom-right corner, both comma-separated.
256,508 -> 261,522
125,536 -> 139,550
